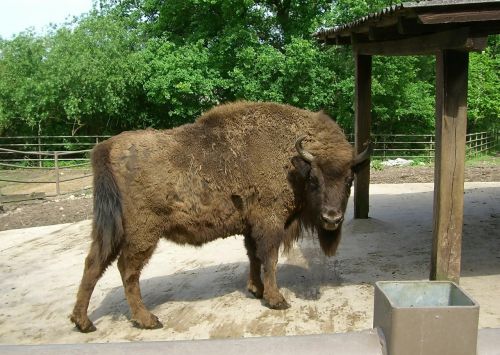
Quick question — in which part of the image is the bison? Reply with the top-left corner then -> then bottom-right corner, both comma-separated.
71,101 -> 371,332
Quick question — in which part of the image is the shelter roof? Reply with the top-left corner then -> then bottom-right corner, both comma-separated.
315,0 -> 500,55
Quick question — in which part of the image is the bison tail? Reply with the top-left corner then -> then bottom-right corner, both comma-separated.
91,142 -> 124,263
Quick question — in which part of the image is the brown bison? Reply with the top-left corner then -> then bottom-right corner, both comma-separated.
71,101 -> 371,332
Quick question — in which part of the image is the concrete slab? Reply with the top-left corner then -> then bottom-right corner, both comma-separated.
0,182 -> 498,345
0,330 -> 384,355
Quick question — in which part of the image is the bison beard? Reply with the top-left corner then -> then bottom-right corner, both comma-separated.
297,206 -> 343,257
318,227 -> 342,257
70,101 -> 370,332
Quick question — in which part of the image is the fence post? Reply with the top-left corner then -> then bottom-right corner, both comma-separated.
466,133 -> 471,158
54,152 -> 60,195
429,135 -> 434,161
38,122 -> 42,168
38,136 -> 42,168
477,132 -> 480,155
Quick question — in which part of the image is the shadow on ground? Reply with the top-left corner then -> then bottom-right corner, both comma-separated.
90,186 -> 500,323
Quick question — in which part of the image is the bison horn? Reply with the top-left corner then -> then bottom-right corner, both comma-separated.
295,136 -> 314,163
352,141 -> 373,167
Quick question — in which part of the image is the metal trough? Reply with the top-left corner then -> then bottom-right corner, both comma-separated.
374,281 -> 480,355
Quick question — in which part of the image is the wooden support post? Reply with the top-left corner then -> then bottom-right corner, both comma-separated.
431,50 -> 469,283
354,54 -> 372,219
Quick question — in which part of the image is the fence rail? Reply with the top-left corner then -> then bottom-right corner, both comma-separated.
0,132 -> 497,198
347,131 -> 498,160
0,135 -> 110,165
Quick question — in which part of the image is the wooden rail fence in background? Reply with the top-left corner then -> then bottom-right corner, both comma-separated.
0,135 -> 110,167
0,131 -> 497,198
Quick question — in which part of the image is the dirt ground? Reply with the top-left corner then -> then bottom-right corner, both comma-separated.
0,160 -> 498,231
0,182 -> 498,345
0,156 -> 498,345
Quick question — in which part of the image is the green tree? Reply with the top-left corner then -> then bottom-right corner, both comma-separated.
1,0 -> 497,137
372,56 -> 435,134
468,37 -> 500,131
43,13 -> 147,134
0,32 -> 50,134
142,39 -> 227,127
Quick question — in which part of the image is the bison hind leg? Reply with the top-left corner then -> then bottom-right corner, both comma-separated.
71,240 -> 119,332
117,244 -> 163,329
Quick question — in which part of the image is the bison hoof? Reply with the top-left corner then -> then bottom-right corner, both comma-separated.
70,314 -> 97,333
131,313 -> 163,330
269,300 -> 291,310
247,282 -> 264,299
265,295 -> 291,310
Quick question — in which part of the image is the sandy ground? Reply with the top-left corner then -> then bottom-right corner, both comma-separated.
0,182 -> 499,345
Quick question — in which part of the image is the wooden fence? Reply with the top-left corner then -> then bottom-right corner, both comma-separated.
0,135 -> 110,166
0,131 -> 497,198
0,136 -> 109,199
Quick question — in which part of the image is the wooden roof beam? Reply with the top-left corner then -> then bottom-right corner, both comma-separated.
354,27 -> 487,56
398,16 -> 466,37
350,32 -> 370,45
471,20 -> 500,36
397,16 -> 424,35
368,24 -> 402,41
418,9 -> 500,24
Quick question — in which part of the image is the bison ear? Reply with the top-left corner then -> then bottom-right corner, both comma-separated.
291,156 -> 311,179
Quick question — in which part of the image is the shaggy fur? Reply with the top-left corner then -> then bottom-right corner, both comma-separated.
71,101 -> 364,332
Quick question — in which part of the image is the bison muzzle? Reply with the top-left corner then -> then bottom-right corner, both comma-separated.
70,101 -> 371,332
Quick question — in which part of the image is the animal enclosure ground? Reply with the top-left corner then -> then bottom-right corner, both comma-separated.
0,159 -> 498,231
0,182 -> 499,344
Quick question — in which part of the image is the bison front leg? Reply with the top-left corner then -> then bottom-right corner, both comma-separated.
117,245 -> 162,329
244,234 -> 264,298
260,243 -> 290,310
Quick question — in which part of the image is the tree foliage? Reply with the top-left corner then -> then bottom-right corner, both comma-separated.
0,13 -> 146,135
0,0 -> 498,137
0,33 -> 49,133
468,39 -> 500,131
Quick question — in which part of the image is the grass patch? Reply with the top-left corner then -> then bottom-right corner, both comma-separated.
371,160 -> 384,171
465,153 -> 499,166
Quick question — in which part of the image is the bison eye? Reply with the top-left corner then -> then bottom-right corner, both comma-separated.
345,176 -> 354,187
309,176 -> 320,189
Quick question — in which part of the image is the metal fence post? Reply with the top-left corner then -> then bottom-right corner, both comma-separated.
54,152 -> 60,195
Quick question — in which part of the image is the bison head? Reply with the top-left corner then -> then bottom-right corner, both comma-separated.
290,136 -> 372,256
